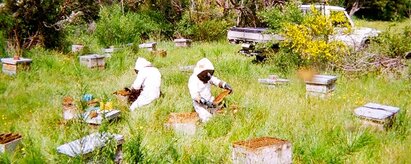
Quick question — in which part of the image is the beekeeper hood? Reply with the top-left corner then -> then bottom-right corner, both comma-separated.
193,58 -> 214,75
193,58 -> 215,83
134,57 -> 152,71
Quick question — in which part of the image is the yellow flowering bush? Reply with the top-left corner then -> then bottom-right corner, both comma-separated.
281,6 -> 350,64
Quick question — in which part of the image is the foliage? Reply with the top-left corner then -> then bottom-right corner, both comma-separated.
60,0 -> 100,23
281,6 -> 350,65
370,26 -> 411,58
93,5 -> 162,47
258,2 -> 304,33
1,0 -> 65,51
175,11 -> 231,41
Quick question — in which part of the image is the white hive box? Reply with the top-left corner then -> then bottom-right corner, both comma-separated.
1,58 -> 32,75
138,42 -> 157,51
165,112 -> 199,136
79,54 -> 106,69
232,137 -> 292,164
354,103 -> 400,130
305,75 -> 337,98
174,38 -> 192,47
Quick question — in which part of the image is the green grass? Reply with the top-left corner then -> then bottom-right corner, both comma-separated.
1,41 -> 411,163
354,18 -> 411,31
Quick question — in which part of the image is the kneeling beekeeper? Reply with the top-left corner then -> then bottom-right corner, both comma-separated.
188,58 -> 233,122
130,57 -> 161,111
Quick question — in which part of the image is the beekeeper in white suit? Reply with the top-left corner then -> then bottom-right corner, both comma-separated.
188,58 -> 233,122
130,57 -> 161,111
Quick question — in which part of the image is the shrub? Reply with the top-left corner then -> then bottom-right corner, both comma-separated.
371,26 -> 411,58
1,0 -> 65,50
175,11 -> 232,41
258,2 -> 304,33
93,5 -> 162,47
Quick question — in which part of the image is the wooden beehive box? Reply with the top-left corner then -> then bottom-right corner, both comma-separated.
57,132 -> 124,157
165,112 -> 199,136
0,133 -> 22,154
305,75 -> 337,98
232,137 -> 292,164
62,96 -> 79,120
173,38 -> 192,47
79,54 -> 106,69
71,44 -> 84,52
354,103 -> 400,130
138,42 -> 157,51
1,58 -> 32,75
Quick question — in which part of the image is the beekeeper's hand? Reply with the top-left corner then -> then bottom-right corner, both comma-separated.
199,97 -> 216,108
223,83 -> 233,94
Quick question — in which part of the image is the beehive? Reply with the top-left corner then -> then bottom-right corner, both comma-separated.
165,112 -> 199,136
0,133 -> 22,154
354,103 -> 400,130
305,75 -> 337,98
79,54 -> 106,69
232,137 -> 292,164
1,58 -> 32,75
174,38 -> 192,47
138,42 -> 157,51
71,44 -> 84,52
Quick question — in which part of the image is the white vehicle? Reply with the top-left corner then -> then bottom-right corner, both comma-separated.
228,5 -> 380,50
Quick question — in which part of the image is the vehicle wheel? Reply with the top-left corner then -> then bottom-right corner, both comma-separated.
361,39 -> 371,49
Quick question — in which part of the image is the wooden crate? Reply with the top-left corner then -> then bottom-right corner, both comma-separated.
79,54 -> 106,69
173,38 -> 192,47
165,112 -> 199,136
305,75 -> 337,98
354,103 -> 400,130
1,58 -> 32,75
232,137 -> 292,164
57,132 -> 124,157
0,133 -> 22,154
139,42 -> 157,51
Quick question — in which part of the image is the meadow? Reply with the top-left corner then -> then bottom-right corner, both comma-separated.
0,37 -> 410,163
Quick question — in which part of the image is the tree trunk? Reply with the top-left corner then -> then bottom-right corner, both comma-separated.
349,0 -> 361,17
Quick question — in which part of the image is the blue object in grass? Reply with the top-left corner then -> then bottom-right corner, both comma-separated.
82,94 -> 93,102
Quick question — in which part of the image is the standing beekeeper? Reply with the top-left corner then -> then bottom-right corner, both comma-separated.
188,58 -> 233,122
130,57 -> 161,111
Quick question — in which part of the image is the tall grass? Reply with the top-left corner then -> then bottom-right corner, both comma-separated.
0,41 -> 410,163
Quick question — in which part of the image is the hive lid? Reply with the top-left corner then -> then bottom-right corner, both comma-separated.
174,38 -> 192,42
57,132 -> 124,157
305,75 -> 337,85
233,137 -> 289,150
354,107 -> 396,120
79,54 -> 105,59
363,103 -> 400,114
167,112 -> 199,123
1,58 -> 33,64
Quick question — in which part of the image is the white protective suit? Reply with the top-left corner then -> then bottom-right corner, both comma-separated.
130,57 -> 161,111
188,58 -> 227,122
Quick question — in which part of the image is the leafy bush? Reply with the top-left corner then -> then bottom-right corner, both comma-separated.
371,26 -> 411,58
94,5 -> 163,47
175,11 -> 232,41
258,2 -> 304,33
1,0 -> 65,50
